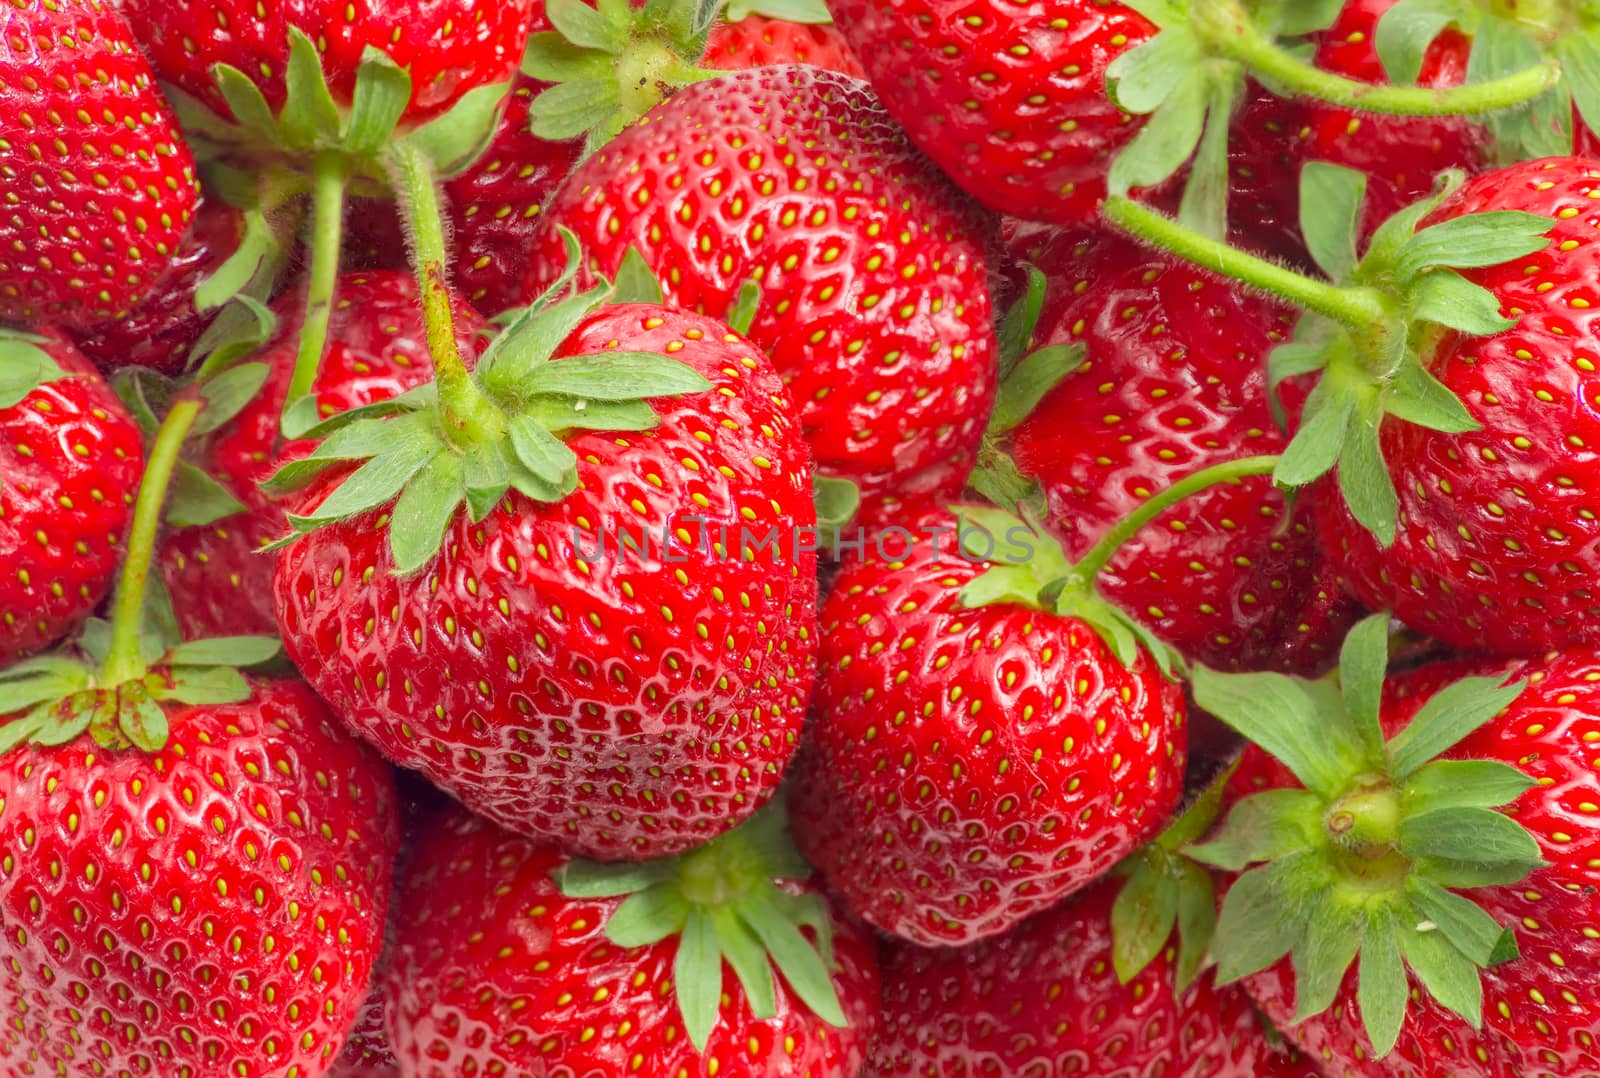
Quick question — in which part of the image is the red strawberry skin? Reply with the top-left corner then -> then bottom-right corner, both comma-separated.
864,874 -> 1310,1077
272,306 -> 819,861
1006,229 -> 1361,675
522,66 -> 997,520
68,197 -> 248,375
0,0 -> 199,327
704,13 -> 864,77
789,509 -> 1185,947
125,0 -> 534,126
385,803 -> 881,1078
1319,158 -> 1600,656
158,270 -> 483,640
0,678 -> 400,1076
827,0 -> 1156,223
1,335 -> 143,663
1231,651 -> 1600,1077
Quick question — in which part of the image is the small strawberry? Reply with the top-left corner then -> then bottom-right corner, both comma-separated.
0,0 -> 200,327
1189,615 -> 1600,1075
790,503 -> 1189,946
384,802 -> 879,1076
1001,228 -> 1360,674
157,269 -> 484,640
0,331 -> 143,663
270,263 -> 819,861
522,65 -> 998,520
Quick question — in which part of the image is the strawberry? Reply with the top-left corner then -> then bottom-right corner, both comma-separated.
703,12 -> 863,76
1002,228 -> 1360,674
270,281 -> 819,861
383,802 -> 880,1077
864,874 -> 1313,1077
789,505 -> 1187,946
521,65 -> 998,521
157,269 -> 484,641
0,332 -> 143,663
0,0 -> 200,328
1189,617 -> 1600,1075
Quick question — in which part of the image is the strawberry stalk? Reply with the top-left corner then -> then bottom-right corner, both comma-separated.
282,151 -> 350,429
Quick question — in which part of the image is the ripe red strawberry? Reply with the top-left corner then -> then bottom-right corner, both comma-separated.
826,0 -> 1157,223
0,332 -> 143,663
789,507 -> 1186,946
1004,228 -> 1360,674
158,270 -> 484,640
1194,640 -> 1600,1076
522,66 -> 997,520
0,676 -> 401,1076
1316,158 -> 1600,656
271,300 -> 819,861
0,0 -> 200,327
68,197 -> 251,375
703,13 -> 863,76
384,802 -> 880,1077
125,0 -> 535,127
864,874 -> 1315,1077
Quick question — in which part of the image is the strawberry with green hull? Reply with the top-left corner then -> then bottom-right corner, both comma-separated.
0,394 -> 400,1077
522,65 -> 998,522
0,333 -> 143,663
1188,616 -> 1600,1076
384,802 -> 878,1076
158,270 -> 484,640
1002,228 -> 1360,675
0,0 -> 199,327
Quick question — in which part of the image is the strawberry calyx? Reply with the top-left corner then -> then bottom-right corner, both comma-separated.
0,329 -> 68,410
723,0 -> 832,22
1186,612 -> 1539,1058
1103,167 -> 1553,544
261,233 -> 710,575
556,801 -> 849,1053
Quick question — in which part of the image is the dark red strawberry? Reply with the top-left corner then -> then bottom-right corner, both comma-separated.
68,197 -> 251,375
0,0 -> 200,327
522,65 -> 998,521
0,332 -> 143,663
271,296 -> 819,862
790,506 -> 1186,946
1004,228 -> 1361,675
158,270 -> 484,640
864,874 -> 1314,1077
704,12 -> 863,76
384,802 -> 880,1077
1191,629 -> 1600,1076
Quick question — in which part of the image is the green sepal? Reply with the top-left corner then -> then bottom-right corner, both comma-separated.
522,32 -> 616,82
966,444 -> 1045,518
1401,759 -> 1534,814
1374,0 -> 1470,86
725,0 -> 832,22
727,279 -> 762,337
1396,914 -> 1483,1028
1337,395 -> 1399,547
0,331 -> 67,410
165,636 -> 282,668
1405,876 -> 1519,967
1395,212 -> 1552,279
1357,909 -> 1407,1057
194,210 -> 282,312
211,63 -> 282,142
611,247 -> 667,306
1176,76 -> 1237,241
987,343 -> 1084,435
194,362 -> 271,435
1397,806 -> 1545,868
279,28 -> 344,148
1211,855 -> 1318,984
1556,30 -> 1600,140
996,264 -> 1048,376
1385,675 -> 1525,778
281,421 -> 447,532
526,351 -> 712,399
1301,162 -> 1368,284
548,0 -> 631,53
1108,67 -> 1209,197
0,657 -> 93,717
403,81 -> 515,177
1186,787 -> 1325,871
529,78 -> 624,140
1338,612 -> 1391,758
813,475 -> 860,532
1290,890 -> 1362,1022
190,296 -> 280,381
156,666 -> 252,707
165,462 -> 249,529
1413,271 -> 1516,336
343,47 -> 415,158
1191,666 -> 1369,798
388,450 -> 465,574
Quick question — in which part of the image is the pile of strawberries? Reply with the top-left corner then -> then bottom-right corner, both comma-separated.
9,0 -> 1600,1074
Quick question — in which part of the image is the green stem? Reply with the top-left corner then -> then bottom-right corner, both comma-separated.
99,399 -> 203,686
1191,0 -> 1560,117
1103,198 -> 1390,329
282,151 -> 348,435
1074,455 -> 1282,583
383,139 -> 505,446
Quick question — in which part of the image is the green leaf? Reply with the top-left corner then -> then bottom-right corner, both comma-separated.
1107,70 -> 1208,197
77,618 -> 113,668
725,0 -> 831,21
344,47 -> 414,156
508,415 -> 580,485
547,0 -> 630,52
139,575 -> 181,663
528,352 -> 711,400
1396,212 -> 1552,279
1112,861 -> 1180,984
605,887 -> 691,946
1172,862 -> 1216,994
1211,859 -> 1310,984
529,78 -> 623,141
1557,31 -> 1600,139
989,344 -> 1083,435
462,443 -> 512,522
1357,911 -> 1408,1057
1266,321 -> 1336,432
1402,759 -> 1535,814
710,906 -> 777,1020
1374,0 -> 1465,85
211,63 -> 280,142
1419,856 -> 1543,889
1337,398 -> 1399,548
194,211 -> 277,312
166,636 -> 282,667
521,31 -> 614,81
1273,372 -> 1356,488
195,362 -> 271,435
388,451 -> 465,575
996,264 -> 1047,376
121,697 -> 171,752
0,669 -> 88,716
191,295 -> 278,381
739,891 -> 847,1029
526,396 -> 660,435
813,475 -> 859,531
1185,788 -> 1325,871
1176,76 -> 1236,242
1301,162 -> 1368,283
1339,612 -> 1392,759
1291,891 -> 1363,1022
278,27 -> 343,148
0,711 -> 46,753
610,247 -> 665,306
1387,675 -> 1525,778
1190,666 -> 1365,798
1255,0 -> 1344,35
31,701 -> 93,748
674,910 -> 724,1052
1397,914 -> 1483,1027
288,423 -> 445,524
165,463 -> 248,529
1364,171 -> 1465,266
480,283 -> 611,392
159,667 -> 251,706
405,81 -> 516,177
0,336 -> 65,410
1406,876 -> 1518,967
727,279 -> 762,337
1413,271 -> 1516,336
1106,28 -> 1202,114
1398,806 -> 1544,866
559,858 -> 680,897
